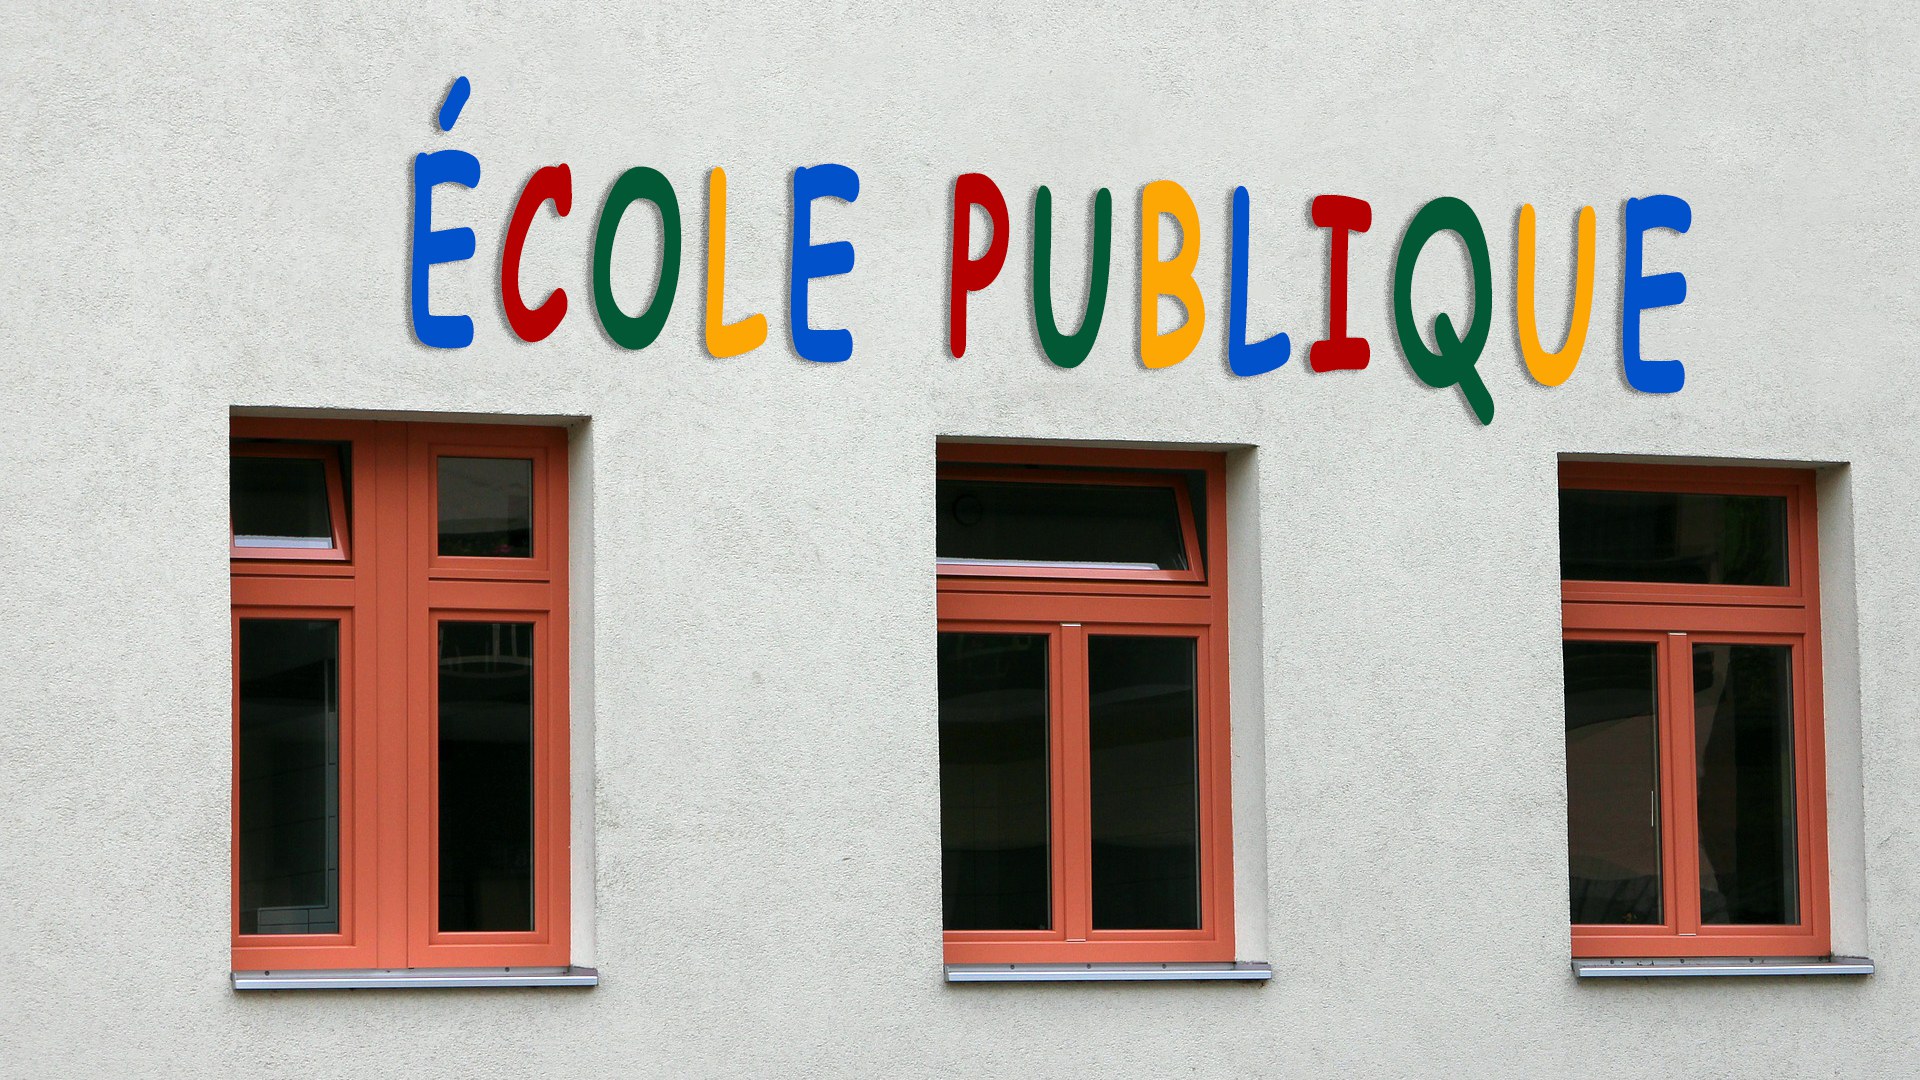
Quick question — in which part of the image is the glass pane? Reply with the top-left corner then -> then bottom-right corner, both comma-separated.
938,632 -> 1050,931
1694,644 -> 1798,925
237,619 -> 340,935
232,456 -> 333,549
1089,635 -> 1199,930
937,478 -> 1188,571
1559,489 -> 1789,586
439,621 -> 535,932
1564,641 -> 1663,925
439,457 -> 534,558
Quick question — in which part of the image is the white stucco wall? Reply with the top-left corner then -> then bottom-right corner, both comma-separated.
4,1 -> 1918,1076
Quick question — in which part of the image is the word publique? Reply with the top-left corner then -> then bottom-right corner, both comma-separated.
411,78 -> 1691,425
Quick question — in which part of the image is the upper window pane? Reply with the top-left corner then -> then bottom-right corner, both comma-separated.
438,457 -> 534,558
936,478 -> 1188,571
232,456 -> 333,549
1559,489 -> 1789,586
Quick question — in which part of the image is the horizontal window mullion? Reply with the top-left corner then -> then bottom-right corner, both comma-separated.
1562,602 -> 1805,635
232,574 -> 359,608
421,578 -> 557,612
1562,582 -> 1808,609
938,590 -> 1213,625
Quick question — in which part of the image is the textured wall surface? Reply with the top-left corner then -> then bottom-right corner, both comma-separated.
3,1 -> 1918,1076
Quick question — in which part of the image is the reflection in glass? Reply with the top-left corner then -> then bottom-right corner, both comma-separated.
1559,489 -> 1789,586
232,456 -> 333,549
439,622 -> 535,933
939,633 -> 1050,931
937,479 -> 1188,571
1694,644 -> 1797,925
1565,641 -> 1662,926
1089,636 -> 1200,930
438,457 -> 534,558
237,620 -> 340,934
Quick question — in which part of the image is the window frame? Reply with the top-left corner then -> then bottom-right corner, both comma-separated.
1561,461 -> 1829,959
937,444 -> 1234,965
230,417 -> 570,972
229,440 -> 352,562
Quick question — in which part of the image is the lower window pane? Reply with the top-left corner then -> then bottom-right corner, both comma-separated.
1089,635 -> 1200,931
438,622 -> 535,933
1564,641 -> 1663,926
938,632 -> 1051,931
1694,643 -> 1798,925
237,619 -> 341,935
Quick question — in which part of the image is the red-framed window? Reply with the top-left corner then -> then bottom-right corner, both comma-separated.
937,444 -> 1234,964
230,417 -> 569,971
1560,462 -> 1830,958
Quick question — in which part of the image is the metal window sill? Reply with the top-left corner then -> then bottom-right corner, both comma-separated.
1572,957 -> 1873,979
945,962 -> 1271,983
232,966 -> 599,990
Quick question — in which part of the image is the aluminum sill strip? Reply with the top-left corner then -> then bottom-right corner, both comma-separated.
946,962 -> 1272,983
1572,957 -> 1873,979
232,966 -> 599,990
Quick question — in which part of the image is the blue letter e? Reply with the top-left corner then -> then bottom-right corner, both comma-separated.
410,147 -> 481,349
1621,194 -> 1691,393
789,163 -> 860,362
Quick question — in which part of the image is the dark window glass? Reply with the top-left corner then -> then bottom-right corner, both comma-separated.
939,633 -> 1050,931
232,456 -> 333,549
439,457 -> 534,558
1564,641 -> 1663,925
237,619 -> 340,935
1559,489 -> 1789,586
937,479 -> 1188,571
1694,644 -> 1798,925
438,622 -> 535,932
1089,635 -> 1199,930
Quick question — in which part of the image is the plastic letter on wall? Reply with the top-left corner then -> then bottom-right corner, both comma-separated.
1308,195 -> 1371,372
705,167 -> 768,358
1227,186 -> 1290,377
1621,195 -> 1691,394
501,164 -> 572,343
1514,203 -> 1595,386
949,173 -> 1010,358
1031,186 -> 1111,369
1138,180 -> 1205,368
1392,197 -> 1496,425
411,76 -> 480,349
789,164 -> 860,363
592,167 -> 682,350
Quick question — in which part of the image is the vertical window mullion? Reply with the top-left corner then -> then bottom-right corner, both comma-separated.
1197,628 -> 1221,935
1058,623 -> 1092,943
1663,631 -> 1704,937
349,435 -> 387,963
1793,639 -> 1817,932
402,423 -> 439,965
374,422 -> 417,967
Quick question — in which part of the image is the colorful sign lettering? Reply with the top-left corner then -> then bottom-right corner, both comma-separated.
411,77 -> 1694,425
